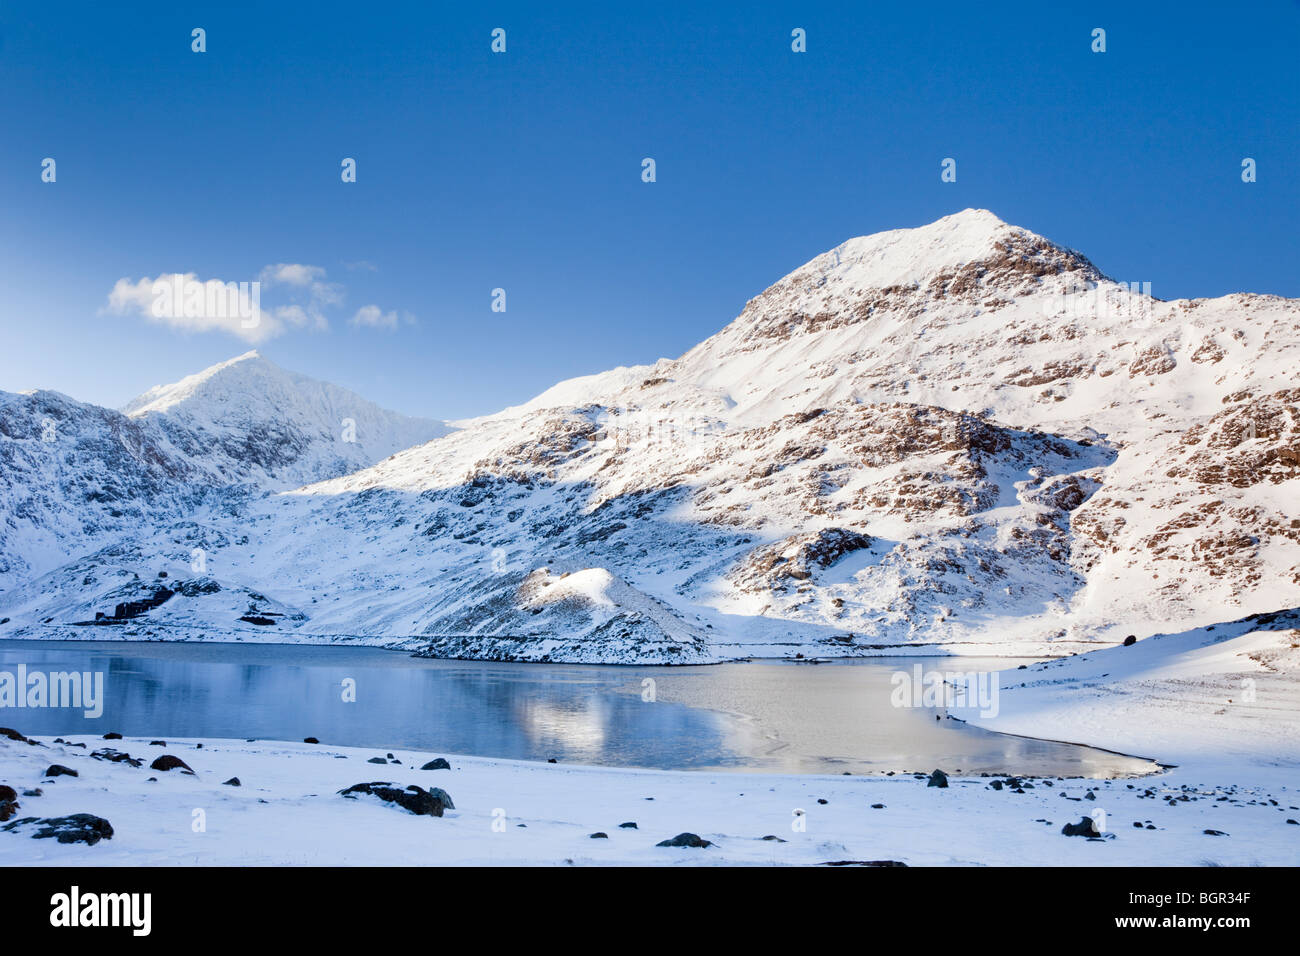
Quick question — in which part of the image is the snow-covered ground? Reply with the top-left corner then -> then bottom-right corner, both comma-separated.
3,611 -> 1297,866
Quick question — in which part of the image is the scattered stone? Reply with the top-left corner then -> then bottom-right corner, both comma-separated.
1123,635 -> 1137,646
149,741 -> 166,747
222,777 -> 241,787
148,755 -> 194,774
927,769 -> 949,788
90,748 -> 142,768
656,832 -> 712,848
820,860 -> 907,867
1061,817 -> 1102,837
1203,829 -> 1228,836
761,834 -> 787,842
589,832 -> 608,839
366,757 -> 388,764
102,732 -> 123,740
2,813 -> 114,845
547,758 -> 558,764
420,758 -> 451,771
871,803 -> 886,809
817,798 -> 828,805
303,737 -> 319,744
0,728 -> 36,745
22,788 -> 41,797
43,765 -> 78,779
337,781 -> 451,817
618,822 -> 638,829
0,785 -> 18,822
990,780 -> 1004,791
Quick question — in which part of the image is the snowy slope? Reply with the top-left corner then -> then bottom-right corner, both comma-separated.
3,210 -> 1297,663
0,354 -> 447,594
122,350 -> 450,489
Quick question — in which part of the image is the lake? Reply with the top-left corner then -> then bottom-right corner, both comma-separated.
0,640 -> 1157,777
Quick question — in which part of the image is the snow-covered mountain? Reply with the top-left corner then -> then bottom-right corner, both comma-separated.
121,350 -> 450,489
0,353 -> 448,591
3,210 -> 1297,663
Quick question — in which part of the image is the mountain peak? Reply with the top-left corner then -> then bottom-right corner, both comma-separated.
121,351 -> 279,416
822,208 -> 1073,289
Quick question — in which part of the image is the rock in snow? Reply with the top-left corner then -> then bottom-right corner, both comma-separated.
337,782 -> 452,817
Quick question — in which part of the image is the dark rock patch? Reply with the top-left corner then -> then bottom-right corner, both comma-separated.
337,781 -> 451,817
820,860 -> 907,867
149,755 -> 194,774
91,748 -> 142,768
0,785 -> 18,822
43,764 -> 78,778
656,832 -> 712,848
420,758 -> 451,771
3,812 -> 114,845
1062,817 -> 1104,837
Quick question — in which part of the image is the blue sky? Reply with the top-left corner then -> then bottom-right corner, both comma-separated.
1,2 -> 1297,420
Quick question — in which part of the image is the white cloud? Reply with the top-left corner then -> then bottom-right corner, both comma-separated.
106,273 -> 278,344
107,263 -> 410,341
350,305 -> 414,330
259,263 -> 326,287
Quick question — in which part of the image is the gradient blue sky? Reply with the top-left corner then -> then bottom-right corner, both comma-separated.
2,2 -> 1297,420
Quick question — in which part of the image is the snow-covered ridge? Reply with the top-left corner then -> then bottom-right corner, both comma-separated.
120,350 -> 451,488
0,353 -> 448,591
3,210 -> 1297,664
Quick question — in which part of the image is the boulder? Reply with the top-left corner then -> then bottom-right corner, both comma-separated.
337,782 -> 452,817
91,748 -> 142,767
43,764 -> 78,778
656,832 -> 712,848
2,812 -> 114,845
1061,816 -> 1102,837
420,758 -> 452,771
927,769 -> 949,788
148,755 -> 194,773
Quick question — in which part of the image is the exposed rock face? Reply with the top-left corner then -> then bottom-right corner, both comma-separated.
2,210 -> 1297,661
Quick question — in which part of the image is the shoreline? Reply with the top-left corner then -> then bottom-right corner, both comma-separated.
0,626 -> 1107,663
2,732 -> 1295,866
3,611 -> 1296,865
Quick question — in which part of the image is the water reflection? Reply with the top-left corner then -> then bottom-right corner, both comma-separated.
0,641 -> 1156,777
